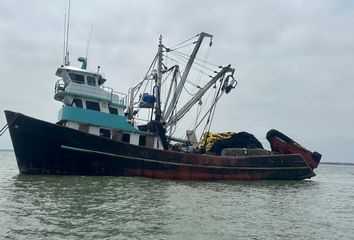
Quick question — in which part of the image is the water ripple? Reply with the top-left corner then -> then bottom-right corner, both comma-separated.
1,153 -> 354,239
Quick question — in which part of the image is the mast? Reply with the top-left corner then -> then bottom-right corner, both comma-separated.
155,35 -> 163,121
162,32 -> 213,122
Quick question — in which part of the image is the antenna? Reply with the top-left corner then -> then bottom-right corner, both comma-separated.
62,1 -> 67,65
85,23 -> 94,61
78,24 -> 93,70
63,0 -> 71,66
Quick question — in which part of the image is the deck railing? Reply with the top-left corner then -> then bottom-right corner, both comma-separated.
54,79 -> 127,107
101,85 -> 127,106
55,79 -> 66,94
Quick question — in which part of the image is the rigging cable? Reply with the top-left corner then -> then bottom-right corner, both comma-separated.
173,41 -> 213,134
163,65 -> 179,116
169,42 -> 196,52
199,78 -> 225,145
167,52 -> 216,74
191,39 -> 212,97
165,51 -> 214,72
132,53 -> 158,101
193,82 -> 215,130
0,113 -> 19,137
170,49 -> 221,69
169,34 -> 199,50
129,53 -> 159,124
183,83 -> 196,96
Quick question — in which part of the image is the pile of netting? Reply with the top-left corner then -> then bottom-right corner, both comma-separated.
200,131 -> 263,155
199,132 -> 235,151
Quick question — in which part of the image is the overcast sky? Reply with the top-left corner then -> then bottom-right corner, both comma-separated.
1,0 -> 353,163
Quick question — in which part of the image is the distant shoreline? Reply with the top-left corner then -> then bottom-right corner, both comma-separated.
321,162 -> 354,166
0,149 -> 13,152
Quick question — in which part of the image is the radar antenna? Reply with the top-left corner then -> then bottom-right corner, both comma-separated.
63,0 -> 71,66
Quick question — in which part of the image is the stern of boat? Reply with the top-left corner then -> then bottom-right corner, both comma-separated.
266,129 -> 322,169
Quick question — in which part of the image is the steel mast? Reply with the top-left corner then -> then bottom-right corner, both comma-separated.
162,32 -> 213,122
155,35 -> 163,122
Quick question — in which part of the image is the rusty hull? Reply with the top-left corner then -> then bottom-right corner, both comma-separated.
5,110 -> 317,180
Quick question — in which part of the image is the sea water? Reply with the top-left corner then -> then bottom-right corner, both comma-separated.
0,151 -> 353,240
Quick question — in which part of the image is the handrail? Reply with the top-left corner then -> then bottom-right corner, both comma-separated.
101,85 -> 127,106
54,79 -> 127,107
55,79 -> 66,94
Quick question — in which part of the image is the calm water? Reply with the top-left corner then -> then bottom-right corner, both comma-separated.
0,152 -> 353,240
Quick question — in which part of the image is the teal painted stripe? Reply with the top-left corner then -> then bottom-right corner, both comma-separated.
58,106 -> 139,133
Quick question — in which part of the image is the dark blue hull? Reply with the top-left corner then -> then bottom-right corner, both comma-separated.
4,110 -> 316,180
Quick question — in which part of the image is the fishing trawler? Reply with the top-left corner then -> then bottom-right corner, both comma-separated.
3,28 -> 321,180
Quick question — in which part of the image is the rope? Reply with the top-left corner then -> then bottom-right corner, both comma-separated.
167,51 -> 216,74
170,49 -> 220,68
132,53 -> 158,101
169,42 -> 196,52
169,34 -> 199,50
183,83 -> 196,96
0,113 -> 19,136
193,84 -> 214,130
259,137 -> 271,149
194,102 -> 202,129
199,79 -> 224,145
165,52 -> 214,74
191,42 -> 212,97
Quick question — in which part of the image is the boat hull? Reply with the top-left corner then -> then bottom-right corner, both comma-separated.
266,129 -> 321,169
5,110 -> 316,180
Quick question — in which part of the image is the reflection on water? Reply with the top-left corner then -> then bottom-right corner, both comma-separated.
4,175 -> 172,239
1,152 -> 354,240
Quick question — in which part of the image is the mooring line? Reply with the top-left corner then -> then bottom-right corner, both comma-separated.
0,113 -> 19,136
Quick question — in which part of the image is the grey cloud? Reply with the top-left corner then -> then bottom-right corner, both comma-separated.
0,0 -> 353,162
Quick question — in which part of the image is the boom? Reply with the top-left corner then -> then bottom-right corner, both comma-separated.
166,65 -> 234,128
162,32 -> 213,122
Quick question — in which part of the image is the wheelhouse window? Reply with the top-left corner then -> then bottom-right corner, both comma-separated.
109,107 -> 118,115
100,128 -> 110,138
87,76 -> 96,86
146,136 -> 154,148
79,124 -> 89,133
69,73 -> 85,84
139,135 -> 146,146
86,101 -> 100,111
72,98 -> 83,108
112,131 -> 122,141
98,76 -> 106,85
122,133 -> 130,143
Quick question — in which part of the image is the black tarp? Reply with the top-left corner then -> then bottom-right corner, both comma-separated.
208,131 -> 263,155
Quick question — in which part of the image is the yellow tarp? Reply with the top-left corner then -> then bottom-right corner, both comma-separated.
200,131 -> 235,151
